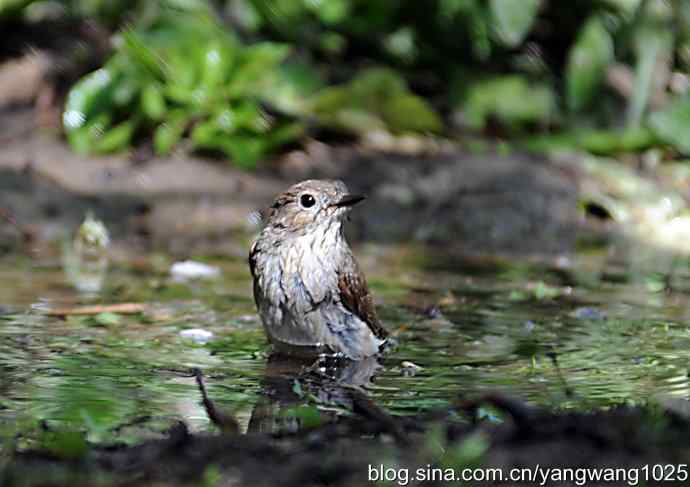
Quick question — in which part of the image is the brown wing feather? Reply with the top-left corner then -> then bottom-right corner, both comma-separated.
248,242 -> 262,309
338,262 -> 389,340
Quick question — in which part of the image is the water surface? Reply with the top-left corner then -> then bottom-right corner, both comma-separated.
1,241 -> 689,442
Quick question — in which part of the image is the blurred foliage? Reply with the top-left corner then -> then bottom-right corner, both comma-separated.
4,0 -> 690,165
310,68 -> 442,135
62,6 -> 304,167
460,75 -> 555,129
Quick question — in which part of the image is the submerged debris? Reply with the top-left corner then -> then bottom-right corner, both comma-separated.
179,328 -> 214,344
170,260 -> 221,281
62,212 -> 110,294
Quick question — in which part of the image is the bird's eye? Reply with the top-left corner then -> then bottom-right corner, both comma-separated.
300,194 -> 316,208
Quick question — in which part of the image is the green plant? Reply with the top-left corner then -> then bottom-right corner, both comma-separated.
310,68 -> 442,135
62,9 -> 303,168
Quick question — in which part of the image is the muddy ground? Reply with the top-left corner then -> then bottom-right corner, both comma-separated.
4,371 -> 690,487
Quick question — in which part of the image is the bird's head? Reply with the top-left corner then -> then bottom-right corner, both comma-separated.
262,179 -> 365,236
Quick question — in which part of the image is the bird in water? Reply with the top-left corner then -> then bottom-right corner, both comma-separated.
249,179 -> 388,360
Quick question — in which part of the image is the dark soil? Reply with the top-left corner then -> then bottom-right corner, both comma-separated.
4,381 -> 689,487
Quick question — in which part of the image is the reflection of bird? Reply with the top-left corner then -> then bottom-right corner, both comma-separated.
249,179 -> 388,359
247,353 -> 383,434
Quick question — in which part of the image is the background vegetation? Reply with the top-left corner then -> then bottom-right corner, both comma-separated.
2,0 -> 690,167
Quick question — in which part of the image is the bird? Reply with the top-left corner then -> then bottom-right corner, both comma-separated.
249,179 -> 388,360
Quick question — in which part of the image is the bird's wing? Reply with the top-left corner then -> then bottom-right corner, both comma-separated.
337,257 -> 389,340
248,241 -> 262,309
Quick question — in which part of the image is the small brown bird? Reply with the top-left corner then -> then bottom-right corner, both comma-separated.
249,179 -> 388,359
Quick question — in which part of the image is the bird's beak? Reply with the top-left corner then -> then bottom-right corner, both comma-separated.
332,194 -> 366,208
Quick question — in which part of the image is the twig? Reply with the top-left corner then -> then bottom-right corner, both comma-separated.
43,303 -> 147,316
194,368 -> 240,434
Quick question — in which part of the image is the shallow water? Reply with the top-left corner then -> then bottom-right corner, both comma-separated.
2,240 -> 690,441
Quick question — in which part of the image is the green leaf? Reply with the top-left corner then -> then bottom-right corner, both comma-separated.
565,17 -> 614,112
649,96 -> 690,154
201,40 -> 235,90
260,61 -> 325,115
121,29 -> 167,81
265,122 -> 305,149
226,43 -> 290,98
217,136 -> 267,169
489,0 -> 540,47
142,84 -> 167,120
67,113 -> 112,154
63,68 -> 114,132
311,68 -> 441,135
626,24 -> 672,128
461,75 -> 555,130
232,101 -> 269,133
382,94 -> 443,133
191,118 -> 221,145
334,109 -> 386,134
92,312 -> 122,326
349,68 -> 407,104
154,110 -> 188,154
94,120 -> 137,153
309,0 -> 349,24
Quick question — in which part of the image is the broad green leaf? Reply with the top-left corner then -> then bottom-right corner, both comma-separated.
193,129 -> 268,167
142,84 -> 167,120
334,109 -> 386,134
310,86 -> 351,116
63,68 -> 114,132
66,113 -> 112,154
212,107 -> 237,133
350,68 -> 407,104
627,23 -> 672,128
222,136 -> 267,169
165,84 -> 196,104
111,76 -> 139,107
311,68 -> 441,135
201,41 -> 235,89
265,122 -> 305,149
226,43 -> 290,98
195,135 -> 267,168
462,75 -> 555,129
94,120 -> 137,153
167,50 -> 199,89
313,0 -> 349,24
233,101 -> 266,132
565,17 -> 613,112
121,29 -> 167,80
260,61 -> 325,115
154,110 -> 188,154
490,0 -> 540,47
648,96 -> 690,154
190,119 -> 221,146
382,94 -> 443,133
